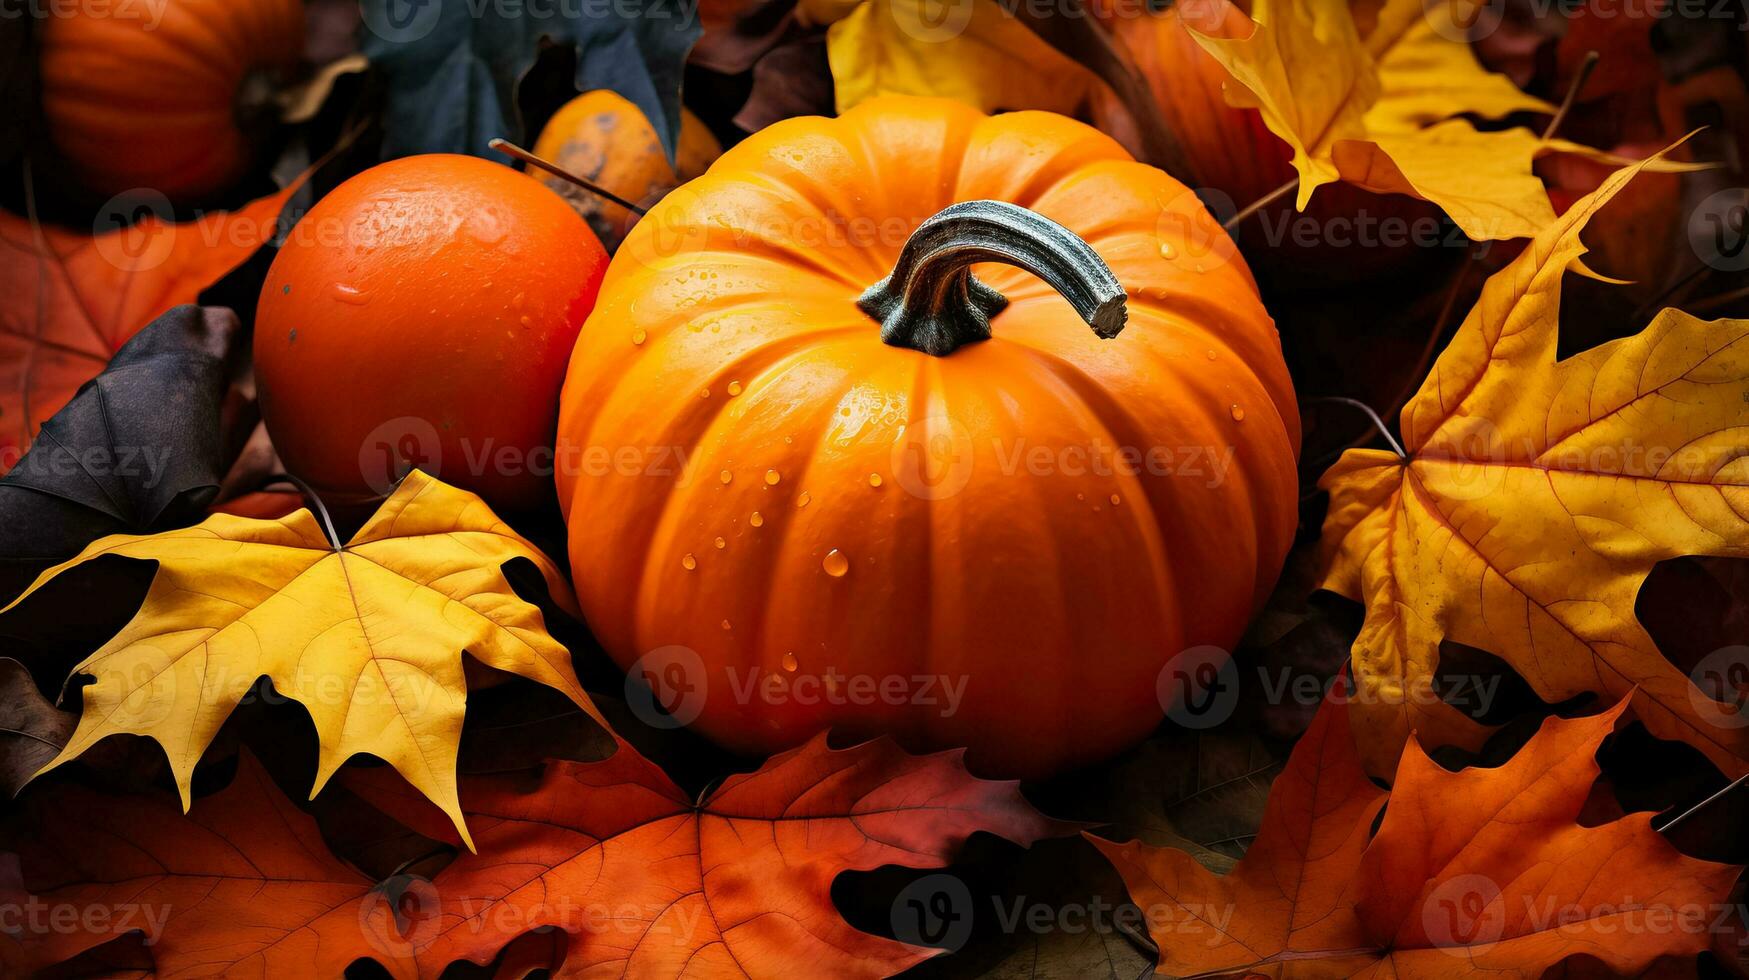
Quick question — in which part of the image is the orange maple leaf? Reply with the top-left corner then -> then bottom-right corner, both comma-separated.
0,184 -> 300,472
345,733 -> 1063,978
0,753 -> 407,977
1093,694 -> 1741,978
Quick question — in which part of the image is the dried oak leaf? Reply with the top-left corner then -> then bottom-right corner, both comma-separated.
343,733 -> 1063,978
0,752 -> 410,978
1186,0 -> 1577,239
0,657 -> 71,797
1317,152 -> 1749,779
0,184 -> 300,474
1093,695 -> 1741,978
0,469 -> 600,847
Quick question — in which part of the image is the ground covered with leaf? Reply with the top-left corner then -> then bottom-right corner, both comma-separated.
0,0 -> 1747,978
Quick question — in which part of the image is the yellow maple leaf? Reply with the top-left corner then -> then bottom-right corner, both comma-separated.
1317,152 -> 1749,779
1185,0 -> 1378,210
1189,0 -> 1561,238
0,470 -> 601,847
810,0 -> 1092,116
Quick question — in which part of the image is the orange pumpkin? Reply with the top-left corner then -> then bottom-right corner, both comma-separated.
38,0 -> 304,200
1092,0 -> 1292,209
555,97 -> 1299,777
256,155 -> 608,514
531,90 -> 721,251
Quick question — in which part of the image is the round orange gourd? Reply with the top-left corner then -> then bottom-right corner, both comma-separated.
256,154 -> 608,513
532,90 -> 721,251
556,98 -> 1299,777
38,0 -> 304,200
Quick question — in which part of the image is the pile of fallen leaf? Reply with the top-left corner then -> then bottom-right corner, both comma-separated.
1,0 -> 1748,977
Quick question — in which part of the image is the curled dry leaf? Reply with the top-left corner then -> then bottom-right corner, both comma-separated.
0,470 -> 601,847
343,733 -> 1065,978
1093,694 -> 1742,977
1317,151 -> 1749,779
1186,0 -> 1574,239
0,182 -> 301,474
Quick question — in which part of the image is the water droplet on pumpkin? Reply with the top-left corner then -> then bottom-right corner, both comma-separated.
822,549 -> 849,577
332,283 -> 370,305
631,328 -> 647,345
721,619 -> 732,630
1195,263 -> 1207,274
1110,493 -> 1121,505
796,491 -> 811,508
714,536 -> 727,550
681,553 -> 697,570
1205,349 -> 1218,360
1076,492 -> 1085,501
1159,241 -> 1176,260
720,470 -> 733,485
518,315 -> 532,328
764,469 -> 781,485
782,651 -> 799,672
727,381 -> 743,396
699,388 -> 711,399
1230,404 -> 1246,421
868,473 -> 883,488
749,511 -> 764,527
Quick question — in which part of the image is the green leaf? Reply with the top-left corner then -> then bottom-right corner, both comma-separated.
360,0 -> 699,161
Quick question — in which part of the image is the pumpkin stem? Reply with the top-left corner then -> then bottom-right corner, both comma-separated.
858,200 -> 1127,357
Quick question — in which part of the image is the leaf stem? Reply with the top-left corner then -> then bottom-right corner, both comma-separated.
1656,770 -> 1748,833
1304,397 -> 1407,459
1225,177 -> 1298,231
1541,50 -> 1600,142
489,138 -> 648,216
264,473 -> 345,550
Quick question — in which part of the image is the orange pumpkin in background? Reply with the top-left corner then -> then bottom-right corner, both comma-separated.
1092,0 -> 1292,210
256,155 -> 608,514
556,97 -> 1300,777
532,90 -> 722,251
38,0 -> 305,200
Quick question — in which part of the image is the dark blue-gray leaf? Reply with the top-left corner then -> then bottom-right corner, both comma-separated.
0,305 -> 241,603
360,0 -> 699,163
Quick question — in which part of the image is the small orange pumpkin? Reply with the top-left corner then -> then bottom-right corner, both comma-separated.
1092,0 -> 1292,209
38,0 -> 304,200
531,90 -> 721,251
556,97 -> 1299,777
